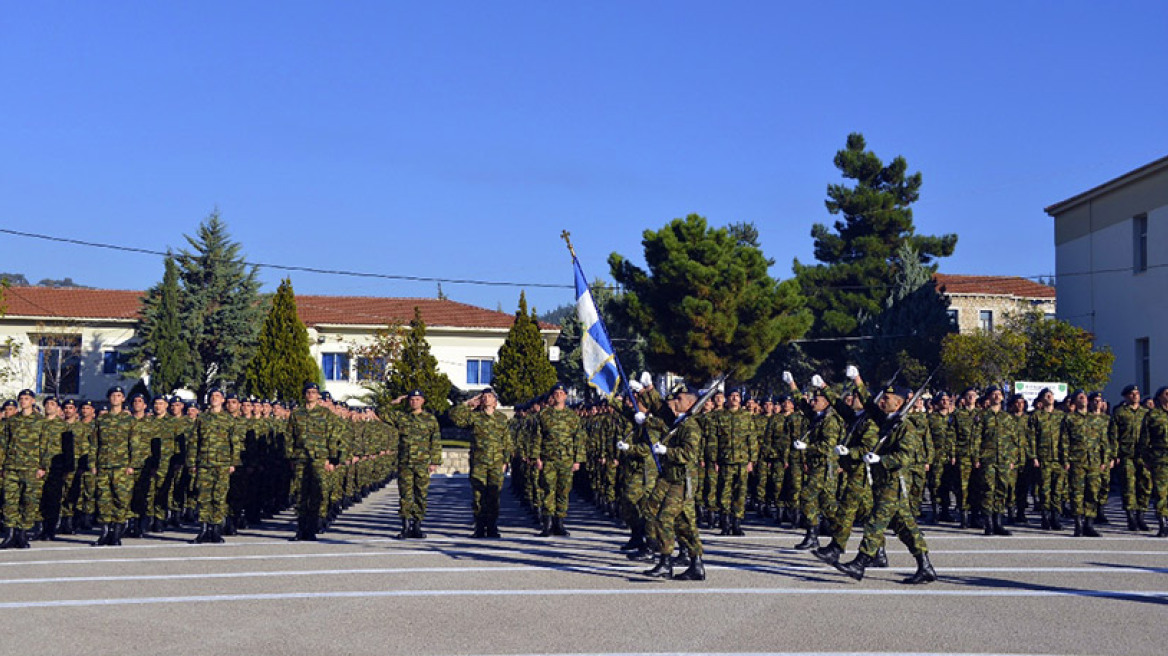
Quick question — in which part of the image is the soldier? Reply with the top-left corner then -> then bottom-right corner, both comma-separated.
832,382 -> 936,584
147,394 -> 176,533
1088,392 -> 1114,526
950,388 -> 981,528
188,388 -> 239,544
926,393 -> 954,522
1029,389 -> 1064,530
57,398 -> 91,535
1061,390 -> 1108,537
35,396 -> 65,540
392,389 -> 441,539
1137,386 -> 1168,537
785,373 -> 842,550
973,386 -> 1020,536
450,387 -> 512,538
77,400 -> 98,530
533,382 -> 584,537
287,382 -> 337,541
1006,393 -> 1035,526
167,396 -> 192,528
1,389 -> 47,549
93,386 -> 136,546
713,387 -> 758,536
757,395 -> 788,524
1109,385 -> 1149,531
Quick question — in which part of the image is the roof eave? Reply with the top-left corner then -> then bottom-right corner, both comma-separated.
1044,154 -> 1168,216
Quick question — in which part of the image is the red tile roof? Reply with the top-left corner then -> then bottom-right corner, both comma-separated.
933,274 -> 1055,299
0,287 -> 557,330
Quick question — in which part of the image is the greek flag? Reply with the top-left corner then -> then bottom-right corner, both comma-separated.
573,256 -> 621,397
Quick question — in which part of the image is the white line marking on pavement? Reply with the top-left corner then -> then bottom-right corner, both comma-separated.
1,586 -> 1164,609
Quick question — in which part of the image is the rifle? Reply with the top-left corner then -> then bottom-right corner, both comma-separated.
865,365 -> 941,486
835,366 -> 902,449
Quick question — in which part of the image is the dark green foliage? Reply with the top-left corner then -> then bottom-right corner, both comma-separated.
493,292 -> 558,406
1008,310 -> 1115,391
384,307 -> 452,413
794,133 -> 956,367
609,215 -> 812,382
0,273 -> 29,286
127,255 -> 191,395
175,211 -> 264,396
243,278 -> 321,401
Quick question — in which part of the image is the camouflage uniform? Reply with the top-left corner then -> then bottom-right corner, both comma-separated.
1030,408 -> 1065,519
60,418 -> 93,523
855,405 -> 931,559
974,409 -> 1021,516
450,403 -> 513,528
2,411 -> 48,530
791,393 -> 841,529
288,404 -> 339,537
534,406 -> 584,519
1061,411 -> 1108,518
191,410 -> 239,526
95,411 -> 136,524
1137,406 -> 1168,531
714,407 -> 759,522
826,414 -> 879,552
926,411 -> 954,517
394,410 -> 441,521
640,389 -> 703,563
950,407 -> 980,516
756,413 -> 789,516
1110,403 -> 1151,514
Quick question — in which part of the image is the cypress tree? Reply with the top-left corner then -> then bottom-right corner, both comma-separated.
494,292 -> 558,405
243,278 -> 320,400
128,255 -> 191,395
385,307 -> 452,413
176,210 -> 263,396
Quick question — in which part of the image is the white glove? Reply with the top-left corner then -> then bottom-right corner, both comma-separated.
639,371 -> 653,388
846,365 -> 859,379
652,443 -> 667,455
629,380 -> 644,393
793,440 -> 807,451
811,374 -> 826,389
864,452 -> 881,464
834,445 -> 849,456
616,440 -> 630,452
782,371 -> 794,385
634,411 -> 646,425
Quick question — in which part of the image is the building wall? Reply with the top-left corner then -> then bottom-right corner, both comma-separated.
1055,197 -> 1168,399
0,322 -> 136,399
946,295 -> 1056,334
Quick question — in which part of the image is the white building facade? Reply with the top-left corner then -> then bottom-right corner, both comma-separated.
0,288 -> 559,403
1045,154 -> 1168,399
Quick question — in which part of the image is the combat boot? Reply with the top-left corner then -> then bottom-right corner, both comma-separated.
111,522 -> 124,546
123,518 -> 141,539
620,526 -> 645,551
958,510 -> 968,529
1094,509 -> 1109,525
92,524 -> 112,547
1073,515 -> 1084,537
222,516 -> 237,536
14,529 -> 30,549
40,520 -> 57,541
397,518 -> 411,540
1125,510 -> 1138,531
0,528 -> 16,549
643,553 -> 672,578
983,512 -> 994,536
794,526 -> 819,551
626,544 -> 655,562
486,520 -> 501,539
760,503 -> 773,519
793,510 -> 805,530
182,508 -> 197,525
1082,516 -> 1101,537
873,547 -> 889,568
167,511 -> 180,528
834,551 -> 874,581
210,523 -> 225,543
190,523 -> 210,544
1135,511 -> 1150,532
1039,510 -> 1050,530
552,517 -> 570,537
538,516 -> 553,538
929,500 -> 939,524
993,514 -> 1012,536
731,516 -> 745,537
78,513 -> 94,531
1156,516 -> 1168,538
905,552 -> 937,584
674,555 -> 706,581
28,521 -> 44,541
472,519 -> 486,539
939,505 -> 954,522
718,513 -> 731,536
410,519 -> 427,539
1014,507 -> 1028,526
811,542 -> 843,565
672,545 -> 692,568
1049,511 -> 1063,531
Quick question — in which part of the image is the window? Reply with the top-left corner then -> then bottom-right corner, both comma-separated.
1044,312 -> 1056,321
947,309 -> 959,328
1137,338 -> 1150,395
36,335 -> 81,396
356,356 -> 387,382
322,353 -> 350,381
102,350 -> 133,375
466,358 -> 494,385
1134,214 -> 1148,274
978,310 -> 993,332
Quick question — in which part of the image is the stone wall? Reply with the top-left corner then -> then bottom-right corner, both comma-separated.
438,447 -> 470,475
948,295 -> 1056,334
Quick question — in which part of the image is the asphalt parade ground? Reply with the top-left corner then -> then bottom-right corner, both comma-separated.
0,476 -> 1164,656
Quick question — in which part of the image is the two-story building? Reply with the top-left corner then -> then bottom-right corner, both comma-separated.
933,273 -> 1056,334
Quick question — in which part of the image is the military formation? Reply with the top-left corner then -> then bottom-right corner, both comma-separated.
4,370 -> 1168,585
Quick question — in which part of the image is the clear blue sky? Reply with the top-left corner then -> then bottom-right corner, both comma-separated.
2,2 -> 1166,316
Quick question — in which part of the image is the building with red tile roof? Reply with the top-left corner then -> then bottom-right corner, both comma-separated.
932,273 -> 1056,334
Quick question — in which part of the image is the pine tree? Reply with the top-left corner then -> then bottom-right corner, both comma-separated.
176,210 -> 264,396
385,307 -> 452,413
494,292 -> 558,405
128,255 -> 191,395
609,215 -> 811,382
794,133 -> 957,368
243,278 -> 321,401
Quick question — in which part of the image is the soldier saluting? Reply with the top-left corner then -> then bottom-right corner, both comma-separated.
449,387 -> 512,538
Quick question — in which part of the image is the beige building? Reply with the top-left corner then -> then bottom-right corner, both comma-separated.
1045,154 -> 1168,399
933,273 -> 1056,334
0,287 -> 559,402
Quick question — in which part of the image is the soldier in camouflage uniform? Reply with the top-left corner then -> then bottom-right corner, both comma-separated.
57,399 -> 92,535
714,387 -> 758,536
124,392 -> 153,538
167,396 -> 192,527
926,393 -> 954,522
1029,388 -> 1065,530
973,386 -> 1021,536
77,400 -> 98,529
288,383 -> 339,541
1137,386 -> 1168,537
757,396 -> 789,524
696,392 -> 723,528
785,374 -> 842,550
1060,390 -> 1108,537
35,396 -> 64,540
188,388 -> 239,544
450,388 -> 513,538
1110,385 -> 1150,531
1,390 -> 47,549
533,383 -> 584,537
94,386 -> 137,547
782,395 -> 809,529
1087,393 -> 1115,525
833,383 -> 936,584
950,388 -> 981,528
905,394 -> 932,525
1005,393 -> 1035,526
392,389 -> 441,539
147,395 -> 176,533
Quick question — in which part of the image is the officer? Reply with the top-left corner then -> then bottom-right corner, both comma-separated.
533,382 -> 584,537
450,387 -> 512,538
392,389 -> 441,539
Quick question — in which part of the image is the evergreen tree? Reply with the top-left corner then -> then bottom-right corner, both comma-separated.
128,255 -> 191,395
1008,310 -> 1114,390
384,307 -> 452,413
243,278 -> 321,401
175,210 -> 264,396
493,292 -> 558,405
794,133 -> 957,367
609,215 -> 811,382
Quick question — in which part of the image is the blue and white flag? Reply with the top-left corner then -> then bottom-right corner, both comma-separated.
573,257 -> 621,397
